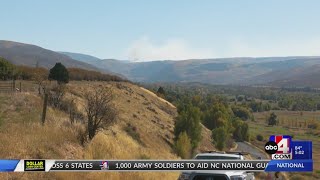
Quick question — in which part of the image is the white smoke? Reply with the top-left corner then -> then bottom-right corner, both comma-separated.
125,36 -> 215,61
125,36 -> 320,61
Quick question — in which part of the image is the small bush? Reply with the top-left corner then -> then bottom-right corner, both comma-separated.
76,126 -> 88,146
139,154 -> 151,159
226,138 -> 235,149
175,131 -> 191,159
124,124 -> 144,145
308,123 -> 318,129
48,84 -> 66,108
291,134 -> 295,139
147,106 -> 157,114
256,134 -> 264,141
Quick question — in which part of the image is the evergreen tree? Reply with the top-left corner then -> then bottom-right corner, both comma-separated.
48,63 -> 69,84
267,112 -> 278,126
157,86 -> 165,95
0,57 -> 16,80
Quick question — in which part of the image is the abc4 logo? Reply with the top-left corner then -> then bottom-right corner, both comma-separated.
265,135 -> 291,155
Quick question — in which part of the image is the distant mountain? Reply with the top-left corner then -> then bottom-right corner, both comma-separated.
59,52 -> 130,77
61,51 -> 320,87
59,51 -> 102,64
268,64 -> 320,88
0,40 -> 97,70
3,40 -> 319,87
126,57 -> 320,85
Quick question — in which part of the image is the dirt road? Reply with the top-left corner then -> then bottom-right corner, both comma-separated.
236,142 -> 269,159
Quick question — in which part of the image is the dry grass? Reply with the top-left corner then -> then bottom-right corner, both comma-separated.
139,87 -> 176,109
5,82 -> 319,179
196,124 -> 215,153
67,81 -> 178,156
0,81 -> 185,179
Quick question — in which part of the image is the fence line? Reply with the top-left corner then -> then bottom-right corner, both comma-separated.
0,80 -> 21,93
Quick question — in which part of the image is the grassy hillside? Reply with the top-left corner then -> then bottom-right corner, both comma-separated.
0,81 -> 213,179
269,64 -> 320,88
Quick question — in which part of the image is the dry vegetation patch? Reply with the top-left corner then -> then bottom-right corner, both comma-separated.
0,81 -> 184,179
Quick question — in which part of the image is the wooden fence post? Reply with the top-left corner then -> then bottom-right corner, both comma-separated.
12,80 -> 15,92
41,93 -> 48,125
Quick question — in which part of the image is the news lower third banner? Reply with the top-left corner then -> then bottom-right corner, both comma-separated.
0,159 -> 313,172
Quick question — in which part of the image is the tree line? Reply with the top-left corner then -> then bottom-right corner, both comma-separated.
153,84 -> 320,159
0,57 -> 126,82
149,83 -> 320,112
156,86 -> 251,158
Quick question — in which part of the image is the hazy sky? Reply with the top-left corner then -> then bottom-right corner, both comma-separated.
1,0 -> 320,61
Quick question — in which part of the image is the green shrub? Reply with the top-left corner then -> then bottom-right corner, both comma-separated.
256,134 -> 264,141
174,104 -> 201,150
231,106 -> 251,121
232,118 -> 249,141
267,112 -> 278,126
0,57 -> 16,80
212,127 -> 227,151
139,154 -> 151,159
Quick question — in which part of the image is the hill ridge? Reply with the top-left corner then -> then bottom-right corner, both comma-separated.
0,40 -> 98,70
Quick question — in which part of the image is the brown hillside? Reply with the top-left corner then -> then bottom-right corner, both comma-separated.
69,81 -> 179,158
0,40 -> 97,70
0,81 -> 213,179
69,81 -> 214,155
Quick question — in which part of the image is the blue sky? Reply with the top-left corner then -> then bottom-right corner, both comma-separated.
1,0 -> 320,61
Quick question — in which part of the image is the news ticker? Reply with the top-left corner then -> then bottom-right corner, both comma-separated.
0,159 -> 313,172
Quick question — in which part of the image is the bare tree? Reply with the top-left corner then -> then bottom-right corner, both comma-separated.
85,86 -> 117,140
32,67 -> 48,95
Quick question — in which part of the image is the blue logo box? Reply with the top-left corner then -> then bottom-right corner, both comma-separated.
291,141 -> 312,160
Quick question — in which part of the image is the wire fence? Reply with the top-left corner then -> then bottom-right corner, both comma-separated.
0,80 -> 21,93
